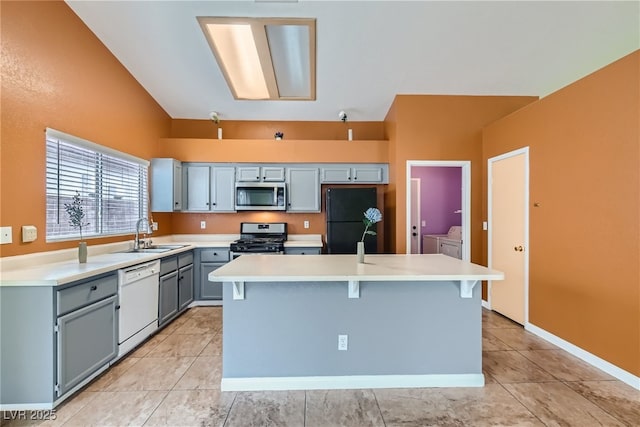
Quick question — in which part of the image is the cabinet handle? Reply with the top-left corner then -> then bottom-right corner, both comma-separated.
412,232 -> 417,236
115,305 -> 121,310
180,276 -> 184,280
213,202 -> 216,206
90,285 -> 97,291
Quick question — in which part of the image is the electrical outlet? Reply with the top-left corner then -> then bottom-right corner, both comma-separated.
152,222 -> 158,231
421,220 -> 426,227
482,221 -> 488,231
22,225 -> 37,242
200,221 -> 206,229
0,226 -> 12,244
338,334 -> 348,351
304,220 -> 309,229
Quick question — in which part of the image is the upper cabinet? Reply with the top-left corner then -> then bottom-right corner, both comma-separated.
152,160 -> 388,213
150,158 -> 182,212
286,168 -> 320,212
320,164 -> 387,184
183,164 -> 235,212
237,166 -> 285,182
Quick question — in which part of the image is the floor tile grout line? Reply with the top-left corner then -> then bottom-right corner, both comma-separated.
494,380 -> 548,426
372,388 -> 388,427
559,380 -> 632,426
222,391 -> 238,427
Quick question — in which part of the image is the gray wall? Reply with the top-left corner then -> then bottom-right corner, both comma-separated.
222,280 -> 481,378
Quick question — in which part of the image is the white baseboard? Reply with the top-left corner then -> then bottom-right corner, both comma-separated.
481,299 -> 490,309
526,322 -> 640,390
221,373 -> 485,391
188,300 -> 222,307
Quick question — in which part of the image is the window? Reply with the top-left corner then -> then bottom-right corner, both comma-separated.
46,128 -> 149,241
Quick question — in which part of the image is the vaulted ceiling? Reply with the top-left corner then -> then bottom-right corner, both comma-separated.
66,1 -> 639,122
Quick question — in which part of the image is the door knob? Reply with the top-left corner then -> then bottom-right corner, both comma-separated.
514,246 -> 524,252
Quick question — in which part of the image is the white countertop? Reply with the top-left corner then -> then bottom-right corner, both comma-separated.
210,254 -> 504,282
0,234 -> 323,286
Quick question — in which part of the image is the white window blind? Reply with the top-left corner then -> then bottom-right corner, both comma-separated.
46,129 -> 149,241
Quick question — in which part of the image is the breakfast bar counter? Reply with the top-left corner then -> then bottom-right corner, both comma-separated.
210,254 -> 504,391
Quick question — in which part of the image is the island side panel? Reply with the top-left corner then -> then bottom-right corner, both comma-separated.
222,280 -> 481,378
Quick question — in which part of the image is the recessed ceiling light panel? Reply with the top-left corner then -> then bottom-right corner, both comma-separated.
198,17 -> 316,101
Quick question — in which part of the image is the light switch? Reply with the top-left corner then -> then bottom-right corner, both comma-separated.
200,221 -> 206,229
0,226 -> 12,244
22,225 -> 37,242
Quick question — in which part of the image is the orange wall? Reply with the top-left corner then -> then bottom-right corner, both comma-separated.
384,95 -> 538,259
482,51 -> 640,376
171,119 -> 385,140
0,1 -> 171,257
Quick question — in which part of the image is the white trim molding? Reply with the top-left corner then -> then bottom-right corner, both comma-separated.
526,322 -> 640,390
406,160 -> 471,261
221,373 -> 485,392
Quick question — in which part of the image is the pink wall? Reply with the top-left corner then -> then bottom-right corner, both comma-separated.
411,167 -> 462,235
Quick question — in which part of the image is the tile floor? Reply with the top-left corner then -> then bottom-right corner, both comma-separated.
2,307 -> 639,426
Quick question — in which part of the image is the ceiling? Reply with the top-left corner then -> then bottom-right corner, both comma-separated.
65,1 -> 639,122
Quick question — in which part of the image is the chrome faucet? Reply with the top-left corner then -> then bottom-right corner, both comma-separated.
134,217 -> 148,250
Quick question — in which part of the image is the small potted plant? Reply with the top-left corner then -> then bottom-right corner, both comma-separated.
274,131 -> 284,140
358,207 -> 382,263
64,191 -> 90,263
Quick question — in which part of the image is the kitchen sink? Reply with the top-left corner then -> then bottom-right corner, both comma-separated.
120,244 -> 189,254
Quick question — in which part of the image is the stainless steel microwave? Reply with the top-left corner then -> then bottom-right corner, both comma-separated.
235,182 -> 287,211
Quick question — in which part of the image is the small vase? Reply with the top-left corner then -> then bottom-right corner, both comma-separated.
78,242 -> 87,264
356,241 -> 365,264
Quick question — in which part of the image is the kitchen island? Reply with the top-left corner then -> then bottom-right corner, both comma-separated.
209,253 -> 504,391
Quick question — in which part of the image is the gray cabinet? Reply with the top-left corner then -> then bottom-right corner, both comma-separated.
150,158 -> 182,212
55,272 -> 118,398
287,167 -> 320,212
237,166 -> 285,182
320,165 -> 386,183
211,167 -> 236,212
178,263 -> 194,310
56,294 -> 118,396
158,270 -> 179,325
159,251 -> 193,327
196,248 -> 230,300
185,165 -> 211,211
184,165 -> 235,212
284,247 -> 322,255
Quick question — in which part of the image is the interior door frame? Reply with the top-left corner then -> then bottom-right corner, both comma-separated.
410,178 -> 421,253
406,160 -> 471,261
487,147 -> 530,323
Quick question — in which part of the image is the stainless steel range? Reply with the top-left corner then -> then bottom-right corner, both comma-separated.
230,222 -> 287,259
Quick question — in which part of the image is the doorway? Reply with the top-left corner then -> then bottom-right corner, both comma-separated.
406,161 -> 471,261
488,147 -> 529,325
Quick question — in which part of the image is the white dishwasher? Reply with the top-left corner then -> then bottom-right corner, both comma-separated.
117,260 -> 160,358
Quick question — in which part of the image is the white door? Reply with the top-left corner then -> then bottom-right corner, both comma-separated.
410,178 -> 421,253
488,148 -> 529,325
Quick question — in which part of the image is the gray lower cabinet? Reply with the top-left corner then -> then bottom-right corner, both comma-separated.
195,248 -> 229,300
55,272 -> 119,398
159,251 -> 194,327
158,270 -> 179,325
56,294 -> 118,396
200,263 -> 225,299
178,264 -> 194,309
284,247 -> 322,255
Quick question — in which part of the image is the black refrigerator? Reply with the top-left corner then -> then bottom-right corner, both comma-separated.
326,187 -> 378,254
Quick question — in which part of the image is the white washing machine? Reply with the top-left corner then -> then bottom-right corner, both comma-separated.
422,226 -> 463,259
